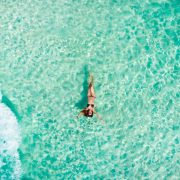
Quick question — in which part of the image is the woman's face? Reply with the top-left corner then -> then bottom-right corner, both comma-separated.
88,109 -> 93,116
86,106 -> 93,117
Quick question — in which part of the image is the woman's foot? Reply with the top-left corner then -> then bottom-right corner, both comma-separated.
88,73 -> 94,86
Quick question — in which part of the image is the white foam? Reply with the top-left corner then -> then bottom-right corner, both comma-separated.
0,95 -> 22,180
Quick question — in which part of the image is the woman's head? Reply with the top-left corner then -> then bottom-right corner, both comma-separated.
85,109 -> 93,117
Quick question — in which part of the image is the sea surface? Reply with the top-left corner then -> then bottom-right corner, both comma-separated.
0,0 -> 179,179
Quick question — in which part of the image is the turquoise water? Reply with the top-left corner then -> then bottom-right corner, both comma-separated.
0,0 -> 179,179
0,93 -> 22,180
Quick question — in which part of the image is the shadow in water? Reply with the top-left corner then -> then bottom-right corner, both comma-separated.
75,65 -> 89,109
1,95 -> 21,122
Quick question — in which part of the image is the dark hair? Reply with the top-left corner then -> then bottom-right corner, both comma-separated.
85,109 -> 93,117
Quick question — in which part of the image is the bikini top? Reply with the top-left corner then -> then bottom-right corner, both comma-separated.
87,104 -> 94,108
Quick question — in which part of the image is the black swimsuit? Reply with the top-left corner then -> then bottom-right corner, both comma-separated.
87,104 -> 94,108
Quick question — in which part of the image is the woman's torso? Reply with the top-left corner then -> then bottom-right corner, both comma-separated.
88,96 -> 95,105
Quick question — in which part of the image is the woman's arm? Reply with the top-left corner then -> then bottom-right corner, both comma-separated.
77,110 -> 85,118
94,110 -> 104,123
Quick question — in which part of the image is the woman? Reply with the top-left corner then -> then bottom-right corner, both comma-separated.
77,74 -> 101,119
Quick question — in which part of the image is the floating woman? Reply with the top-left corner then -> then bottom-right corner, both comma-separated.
77,74 -> 102,120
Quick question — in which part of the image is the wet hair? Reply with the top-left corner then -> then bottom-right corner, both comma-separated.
85,109 -> 93,117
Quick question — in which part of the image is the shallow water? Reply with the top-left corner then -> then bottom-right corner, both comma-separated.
0,93 -> 21,179
0,0 -> 179,179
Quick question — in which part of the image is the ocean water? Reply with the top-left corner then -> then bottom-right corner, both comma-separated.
0,0 -> 179,179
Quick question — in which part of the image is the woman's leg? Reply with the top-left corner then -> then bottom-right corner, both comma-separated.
88,74 -> 96,97
88,84 -> 96,97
